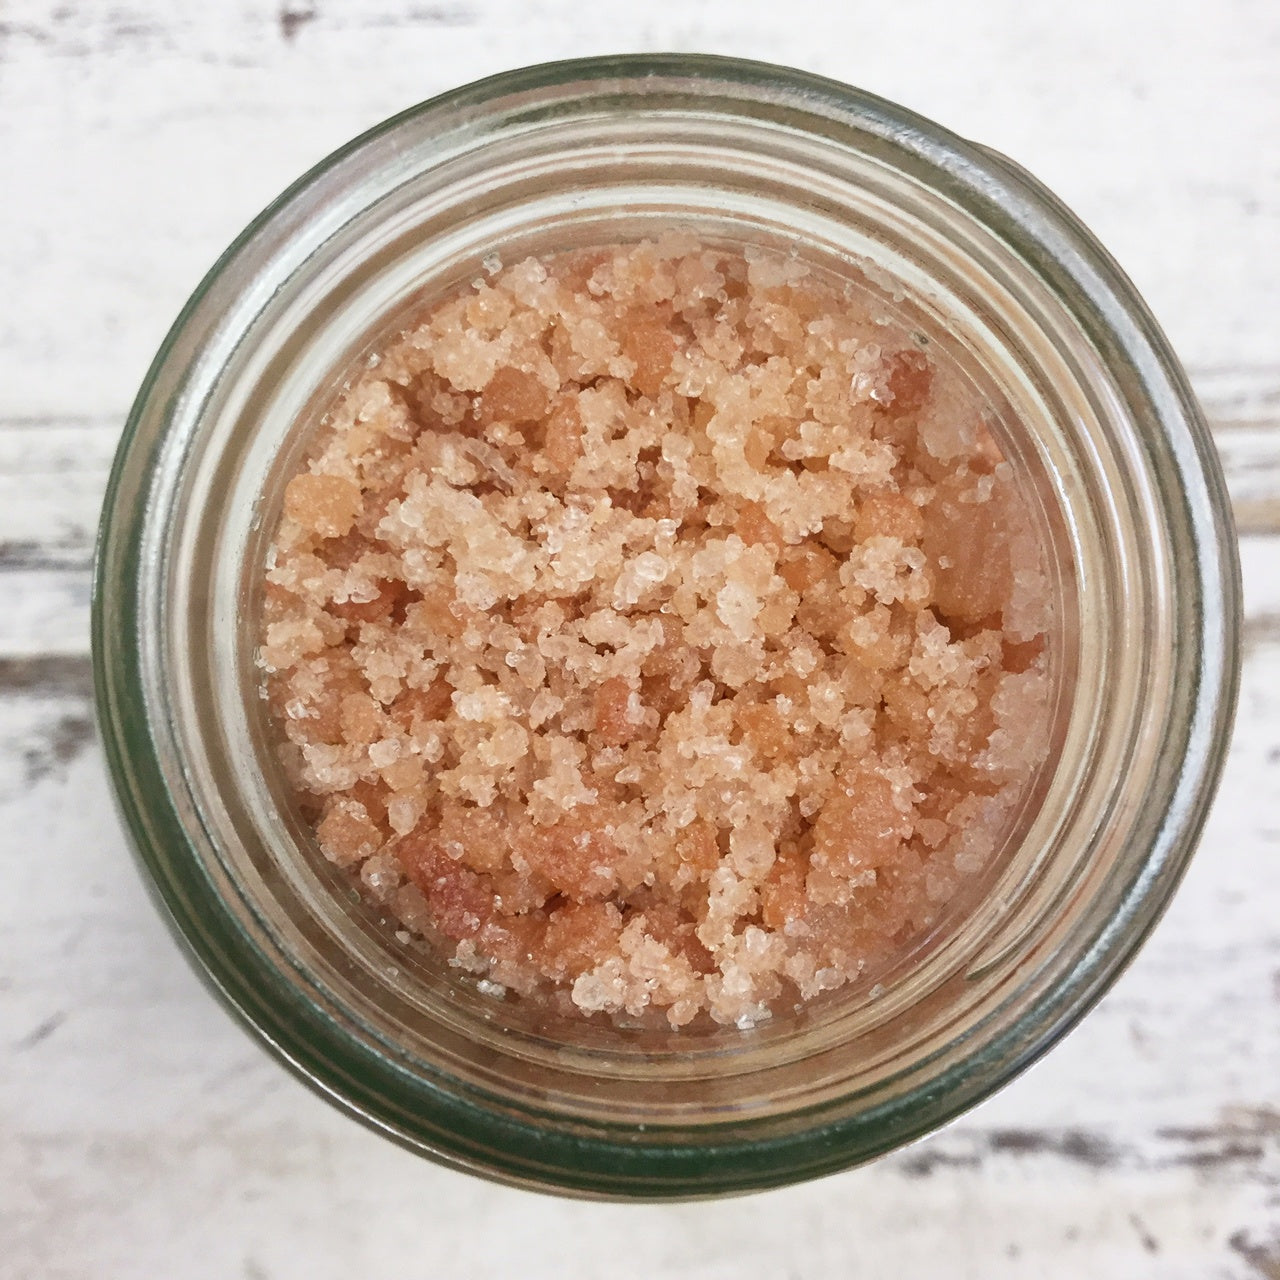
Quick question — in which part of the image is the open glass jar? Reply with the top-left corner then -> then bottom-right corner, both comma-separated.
93,55 -> 1240,1198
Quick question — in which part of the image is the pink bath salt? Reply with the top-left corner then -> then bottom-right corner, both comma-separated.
258,237 -> 1054,1029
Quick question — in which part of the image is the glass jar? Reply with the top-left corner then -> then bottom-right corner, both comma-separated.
93,55 -> 1240,1198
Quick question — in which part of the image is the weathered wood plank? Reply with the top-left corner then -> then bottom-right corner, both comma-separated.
0,653 -> 93,698
0,386 -> 1272,663
1,0 -> 1279,418
1217,426 -> 1280,537
0,370 -> 1277,590
0,569 -> 90,658
0,418 -> 116,571
0,529 -> 1274,669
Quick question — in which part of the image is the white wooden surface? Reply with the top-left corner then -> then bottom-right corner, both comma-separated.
2,1 -> 1278,1276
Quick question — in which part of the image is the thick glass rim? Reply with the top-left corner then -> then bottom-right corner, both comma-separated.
93,54 -> 1241,1198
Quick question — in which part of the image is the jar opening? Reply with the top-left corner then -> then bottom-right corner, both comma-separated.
94,56 -> 1239,1197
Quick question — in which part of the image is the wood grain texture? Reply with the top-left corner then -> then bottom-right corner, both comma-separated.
1,0 -> 1278,1276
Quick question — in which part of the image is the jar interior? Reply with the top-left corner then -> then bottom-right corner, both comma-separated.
158,107 -> 1167,1135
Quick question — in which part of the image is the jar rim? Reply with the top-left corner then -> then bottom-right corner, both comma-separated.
93,53 -> 1241,1198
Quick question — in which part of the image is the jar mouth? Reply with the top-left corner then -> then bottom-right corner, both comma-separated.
93,54 -> 1241,1198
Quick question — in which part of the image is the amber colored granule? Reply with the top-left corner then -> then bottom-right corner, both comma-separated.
258,236 -> 1053,1029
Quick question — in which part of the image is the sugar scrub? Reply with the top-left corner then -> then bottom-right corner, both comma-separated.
257,237 -> 1053,1029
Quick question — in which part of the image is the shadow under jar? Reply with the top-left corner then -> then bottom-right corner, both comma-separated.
93,55 -> 1240,1199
